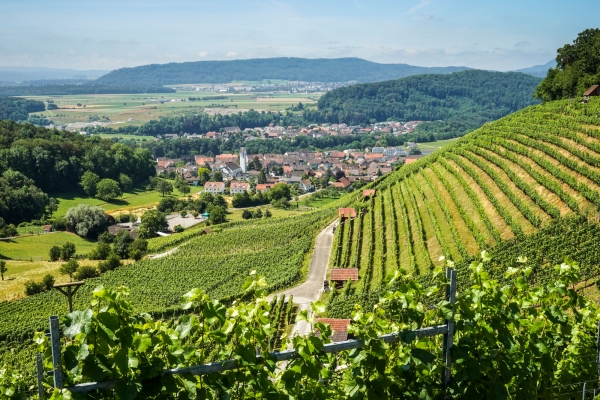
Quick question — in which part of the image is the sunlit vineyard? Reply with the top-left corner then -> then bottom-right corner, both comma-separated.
329,98 -> 600,298
0,208 -> 337,380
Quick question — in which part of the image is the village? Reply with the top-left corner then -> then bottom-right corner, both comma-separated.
155,141 -> 423,196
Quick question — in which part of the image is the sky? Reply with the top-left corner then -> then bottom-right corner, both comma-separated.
0,0 -> 598,71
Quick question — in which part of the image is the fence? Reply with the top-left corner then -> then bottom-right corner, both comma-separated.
37,268 -> 453,396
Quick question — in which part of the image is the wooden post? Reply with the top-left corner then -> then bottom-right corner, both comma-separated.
49,316 -> 63,389
442,268 -> 457,389
53,281 -> 84,313
36,353 -> 44,399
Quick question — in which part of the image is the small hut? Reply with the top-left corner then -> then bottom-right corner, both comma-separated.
316,318 -> 352,342
330,268 -> 359,288
362,189 -> 376,199
338,208 -> 357,221
584,85 -> 600,102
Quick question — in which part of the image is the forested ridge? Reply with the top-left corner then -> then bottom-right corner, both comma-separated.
95,57 -> 470,86
0,84 -> 174,96
309,70 -> 541,137
0,120 -> 155,223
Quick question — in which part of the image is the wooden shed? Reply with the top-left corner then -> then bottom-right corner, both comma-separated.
316,318 -> 352,342
584,85 -> 600,102
362,189 -> 376,199
338,208 -> 357,221
43,225 -> 53,233
330,268 -> 359,288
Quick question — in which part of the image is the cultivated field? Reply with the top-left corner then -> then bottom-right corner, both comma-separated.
25,90 -> 319,128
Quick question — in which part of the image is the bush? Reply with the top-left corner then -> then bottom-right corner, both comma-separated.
97,231 -> 114,244
174,225 -> 184,233
49,246 -> 61,262
61,242 -> 76,261
242,210 -> 253,220
24,281 -> 44,296
65,204 -> 109,238
88,242 -> 111,260
264,209 -> 272,218
98,254 -> 122,273
52,217 -> 67,231
74,266 -> 99,280
41,274 -> 55,291
253,209 -> 263,219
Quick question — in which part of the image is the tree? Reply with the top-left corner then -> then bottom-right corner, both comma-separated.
258,169 -> 267,184
47,197 -> 58,218
59,259 -> 79,282
156,179 -> 173,197
60,242 -> 76,261
0,260 -> 6,281
213,171 -> 224,182
49,246 -> 61,262
269,183 -> 291,202
41,274 -> 55,290
208,204 -> 226,224
264,209 -> 272,218
113,230 -> 134,258
74,266 -> 98,280
138,210 -> 168,239
65,204 -> 109,238
129,239 -> 148,261
251,156 -> 262,171
253,208 -> 263,219
179,183 -> 191,195
119,173 -> 133,191
242,209 -> 253,220
89,242 -> 111,260
96,178 -> 122,201
80,171 -> 100,196
536,29 -> 600,101
98,254 -> 122,273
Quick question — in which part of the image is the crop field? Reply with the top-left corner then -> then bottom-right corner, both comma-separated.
25,90 -> 319,128
329,98 -> 600,294
0,232 -> 95,261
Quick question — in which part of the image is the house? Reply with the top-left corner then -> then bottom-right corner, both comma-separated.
230,181 -> 250,195
299,179 -> 315,192
338,208 -> 357,220
316,318 -> 352,342
584,85 -> 600,102
186,177 -> 200,186
330,268 -> 359,287
216,154 -> 239,164
223,126 -> 240,134
43,225 -> 53,233
204,181 -> 225,194
108,223 -> 138,239
195,156 -> 214,165
256,183 -> 275,192
221,162 -> 243,179
363,189 -> 376,199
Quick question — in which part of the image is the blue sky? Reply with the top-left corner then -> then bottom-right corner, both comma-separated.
0,0 -> 597,71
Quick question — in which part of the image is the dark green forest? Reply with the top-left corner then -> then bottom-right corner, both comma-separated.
307,70 -> 541,137
0,84 -> 174,96
0,97 -> 45,121
0,120 -> 155,224
535,28 -> 600,101
95,57 -> 470,86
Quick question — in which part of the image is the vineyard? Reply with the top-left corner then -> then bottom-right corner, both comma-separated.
328,98 -> 600,310
0,208 -> 337,381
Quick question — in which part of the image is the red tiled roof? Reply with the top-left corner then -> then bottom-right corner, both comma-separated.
363,189 -> 376,197
405,158 -> 419,165
330,268 -> 359,281
338,208 -> 357,218
316,318 -> 351,342
205,181 -> 225,188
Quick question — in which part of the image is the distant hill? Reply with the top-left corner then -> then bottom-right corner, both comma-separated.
0,66 -> 109,83
0,84 -> 175,96
307,70 -> 541,138
513,60 -> 556,78
95,57 -> 470,86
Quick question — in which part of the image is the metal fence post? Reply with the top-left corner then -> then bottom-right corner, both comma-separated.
442,268 -> 457,389
49,316 -> 63,389
36,353 -> 44,399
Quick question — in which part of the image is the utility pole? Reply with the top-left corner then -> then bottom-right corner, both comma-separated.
53,281 -> 85,313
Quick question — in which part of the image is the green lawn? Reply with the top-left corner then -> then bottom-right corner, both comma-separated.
0,232 -> 96,261
302,196 -> 340,208
226,205 -> 313,222
52,183 -> 201,217
417,138 -> 459,151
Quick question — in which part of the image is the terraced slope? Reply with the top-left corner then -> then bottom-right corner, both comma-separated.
330,98 -> 600,294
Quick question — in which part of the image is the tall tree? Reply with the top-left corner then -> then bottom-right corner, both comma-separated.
0,260 -> 6,281
156,180 -> 173,197
258,169 -> 267,184
59,259 -> 79,282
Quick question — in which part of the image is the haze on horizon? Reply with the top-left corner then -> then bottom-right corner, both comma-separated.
0,0 -> 597,72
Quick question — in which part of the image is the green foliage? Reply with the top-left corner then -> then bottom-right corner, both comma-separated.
0,260 -> 6,281
0,97 -> 45,121
155,179 -> 173,197
95,178 -> 122,201
241,209 -> 253,220
536,29 -> 600,101
138,210 -> 168,239
80,171 -> 100,197
65,204 -> 109,239
0,169 -> 48,225
98,254 -> 122,273
60,242 -> 76,261
59,259 -> 79,281
118,173 -> 133,191
49,245 -> 61,262
113,230 -> 134,259
74,265 -> 98,281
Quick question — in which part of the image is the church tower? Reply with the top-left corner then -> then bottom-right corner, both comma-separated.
240,147 -> 248,173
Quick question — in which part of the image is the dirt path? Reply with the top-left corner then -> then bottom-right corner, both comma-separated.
150,247 -> 179,259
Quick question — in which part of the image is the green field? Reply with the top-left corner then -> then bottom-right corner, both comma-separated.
417,138 -> 460,151
0,232 -> 95,261
25,90 -> 319,128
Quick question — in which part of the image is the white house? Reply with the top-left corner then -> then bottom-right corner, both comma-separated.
299,179 -> 315,192
230,181 -> 250,195
384,147 -> 408,157
204,181 -> 225,194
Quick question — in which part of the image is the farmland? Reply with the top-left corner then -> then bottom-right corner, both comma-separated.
328,98 -> 600,311
25,91 -> 319,128
0,232 -> 95,261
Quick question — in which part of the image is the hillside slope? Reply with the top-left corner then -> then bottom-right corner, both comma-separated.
308,70 -> 541,137
329,98 -> 600,304
95,57 -> 469,86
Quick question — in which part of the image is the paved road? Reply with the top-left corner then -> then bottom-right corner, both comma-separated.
270,220 -> 336,337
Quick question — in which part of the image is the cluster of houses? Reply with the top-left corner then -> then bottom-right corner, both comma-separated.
155,145 -> 422,194
158,120 -> 424,142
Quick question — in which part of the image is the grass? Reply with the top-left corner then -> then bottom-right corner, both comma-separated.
0,259 -> 100,302
226,205 -> 313,222
417,138 -> 459,151
0,232 -> 96,261
301,196 -> 341,208
52,182 -> 199,217
25,91 -> 319,128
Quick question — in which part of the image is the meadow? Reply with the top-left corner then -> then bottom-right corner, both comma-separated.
0,232 -> 95,261
25,90 -> 319,128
